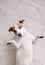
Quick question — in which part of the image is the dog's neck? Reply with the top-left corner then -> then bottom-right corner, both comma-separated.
14,30 -> 28,43
14,36 -> 22,42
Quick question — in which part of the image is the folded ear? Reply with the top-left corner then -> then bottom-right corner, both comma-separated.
19,19 -> 25,24
8,26 -> 15,32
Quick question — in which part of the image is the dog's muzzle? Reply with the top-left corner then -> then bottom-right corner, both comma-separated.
18,33 -> 22,37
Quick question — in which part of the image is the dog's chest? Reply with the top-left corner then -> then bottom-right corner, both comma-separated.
16,35 -> 33,59
20,35 -> 33,49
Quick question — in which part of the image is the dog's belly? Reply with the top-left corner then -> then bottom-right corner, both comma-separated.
16,47 -> 33,65
16,34 -> 33,65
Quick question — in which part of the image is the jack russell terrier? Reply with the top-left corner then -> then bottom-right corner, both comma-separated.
7,19 -> 44,65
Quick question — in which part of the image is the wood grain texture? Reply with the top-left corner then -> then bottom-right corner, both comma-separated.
0,0 -> 45,65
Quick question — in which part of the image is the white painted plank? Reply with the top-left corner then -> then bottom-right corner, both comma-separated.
33,31 -> 45,65
0,1 -> 45,65
16,0 -> 45,27
0,0 -> 20,9
0,39 -> 16,65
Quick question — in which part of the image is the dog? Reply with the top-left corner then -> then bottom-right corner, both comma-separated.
7,19 -> 44,65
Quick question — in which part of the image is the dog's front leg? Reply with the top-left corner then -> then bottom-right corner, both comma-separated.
32,36 -> 44,44
7,40 -> 21,49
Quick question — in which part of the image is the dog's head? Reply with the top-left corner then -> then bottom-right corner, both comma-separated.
8,19 -> 26,37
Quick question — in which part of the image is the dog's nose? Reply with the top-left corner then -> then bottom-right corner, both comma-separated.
18,33 -> 22,37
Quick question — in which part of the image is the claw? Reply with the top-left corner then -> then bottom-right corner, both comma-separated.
37,36 -> 44,39
39,36 -> 44,38
7,42 -> 11,45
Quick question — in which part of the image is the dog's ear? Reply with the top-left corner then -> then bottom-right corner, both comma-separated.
8,26 -> 15,32
19,19 -> 25,24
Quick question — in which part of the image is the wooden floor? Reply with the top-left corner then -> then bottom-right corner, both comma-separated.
0,0 -> 45,65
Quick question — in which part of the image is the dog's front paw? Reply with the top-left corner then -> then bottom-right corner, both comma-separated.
37,36 -> 44,39
7,41 -> 11,45
7,42 -> 11,45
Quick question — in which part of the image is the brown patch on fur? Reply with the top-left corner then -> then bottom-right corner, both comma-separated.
8,26 -> 17,35
17,23 -> 23,29
8,26 -> 15,32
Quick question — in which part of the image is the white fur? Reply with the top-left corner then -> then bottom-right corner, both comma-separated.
7,27 -> 36,65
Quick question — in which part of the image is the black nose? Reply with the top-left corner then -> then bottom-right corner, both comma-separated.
18,33 -> 22,37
